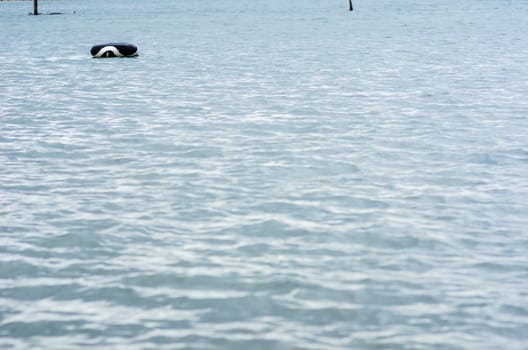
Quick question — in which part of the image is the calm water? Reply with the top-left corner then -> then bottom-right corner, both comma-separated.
1,0 -> 528,349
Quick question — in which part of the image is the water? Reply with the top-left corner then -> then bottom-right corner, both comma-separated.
1,0 -> 528,348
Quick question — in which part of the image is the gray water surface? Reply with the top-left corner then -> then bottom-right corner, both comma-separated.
1,0 -> 528,349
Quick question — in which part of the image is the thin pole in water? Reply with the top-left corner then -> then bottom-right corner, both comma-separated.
349,0 -> 353,11
33,0 -> 38,15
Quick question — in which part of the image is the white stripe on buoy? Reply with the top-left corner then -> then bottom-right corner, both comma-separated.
93,46 -> 123,58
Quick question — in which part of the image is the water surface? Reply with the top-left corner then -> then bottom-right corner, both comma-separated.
1,0 -> 528,349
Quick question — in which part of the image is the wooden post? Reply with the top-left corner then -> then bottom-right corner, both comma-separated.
349,0 -> 353,11
33,0 -> 38,15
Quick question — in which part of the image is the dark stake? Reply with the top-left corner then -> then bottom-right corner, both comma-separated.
349,0 -> 353,11
33,0 -> 38,15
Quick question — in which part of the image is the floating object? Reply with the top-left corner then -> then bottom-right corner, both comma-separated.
29,12 -> 65,15
90,43 -> 138,58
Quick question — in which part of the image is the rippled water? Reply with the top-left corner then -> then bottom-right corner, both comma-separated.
1,0 -> 528,349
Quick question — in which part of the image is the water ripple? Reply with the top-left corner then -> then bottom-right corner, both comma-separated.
2,0 -> 528,349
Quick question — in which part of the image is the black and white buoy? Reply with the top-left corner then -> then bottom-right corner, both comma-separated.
90,43 -> 138,58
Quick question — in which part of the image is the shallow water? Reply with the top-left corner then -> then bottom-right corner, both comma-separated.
1,0 -> 528,349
